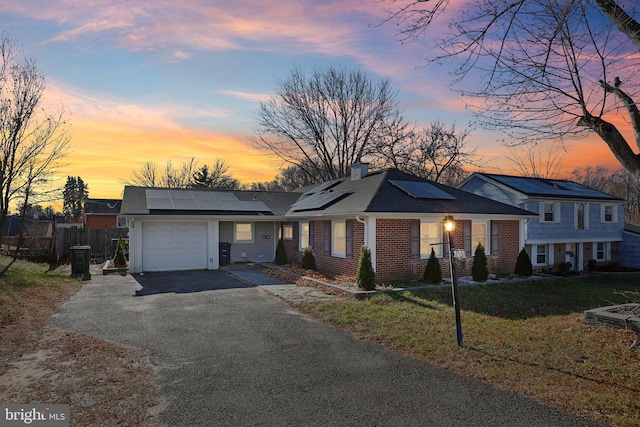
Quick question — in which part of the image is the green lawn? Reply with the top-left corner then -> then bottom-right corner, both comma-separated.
0,257 -> 71,323
296,274 -> 640,427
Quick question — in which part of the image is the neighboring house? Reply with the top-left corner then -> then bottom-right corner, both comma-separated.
459,173 -> 625,272
618,223 -> 640,270
120,166 -> 536,282
84,198 -> 122,229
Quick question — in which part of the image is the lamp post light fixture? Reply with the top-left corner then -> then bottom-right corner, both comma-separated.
443,215 -> 463,346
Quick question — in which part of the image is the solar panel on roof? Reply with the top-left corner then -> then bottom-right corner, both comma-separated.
144,189 -> 271,212
389,180 -> 456,200
291,191 -> 350,212
303,179 -> 343,195
492,175 -> 617,199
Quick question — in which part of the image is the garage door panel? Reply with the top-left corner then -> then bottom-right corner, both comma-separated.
142,222 -> 208,272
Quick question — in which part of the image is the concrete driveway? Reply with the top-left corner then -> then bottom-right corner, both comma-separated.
50,270 -> 605,427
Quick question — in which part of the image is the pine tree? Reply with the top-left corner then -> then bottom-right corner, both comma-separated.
63,176 -> 88,221
472,243 -> 489,282
113,233 -> 127,267
274,238 -> 287,265
301,246 -> 317,270
423,248 -> 443,284
356,245 -> 376,290
514,247 -> 533,277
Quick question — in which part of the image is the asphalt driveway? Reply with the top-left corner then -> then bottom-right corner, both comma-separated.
50,270 -> 605,427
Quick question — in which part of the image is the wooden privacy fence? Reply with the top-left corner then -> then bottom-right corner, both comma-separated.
59,227 -> 129,264
1,227 -> 129,264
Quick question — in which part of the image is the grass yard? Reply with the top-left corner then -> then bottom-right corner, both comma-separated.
296,274 -> 640,427
0,257 -> 160,426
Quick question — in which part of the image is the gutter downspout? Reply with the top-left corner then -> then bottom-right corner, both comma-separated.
355,215 -> 366,247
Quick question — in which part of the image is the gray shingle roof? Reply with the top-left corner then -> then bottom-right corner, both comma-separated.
120,186 -> 301,217
84,198 -> 122,215
476,173 -> 623,200
120,169 -> 537,219
285,169 -> 536,217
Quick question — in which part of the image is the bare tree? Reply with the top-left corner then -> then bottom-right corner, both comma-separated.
190,158 -> 241,190
0,34 -> 70,242
373,120 -> 476,182
249,163 -> 319,191
383,0 -> 640,178
255,66 -> 409,182
127,158 -> 198,188
503,141 -> 568,178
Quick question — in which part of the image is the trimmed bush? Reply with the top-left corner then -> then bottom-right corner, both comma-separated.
356,245 -> 376,291
514,247 -> 533,277
471,243 -> 489,282
113,234 -> 127,267
301,246 -> 317,270
423,248 -> 442,284
274,238 -> 287,265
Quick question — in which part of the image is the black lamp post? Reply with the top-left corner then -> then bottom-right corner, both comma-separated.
444,215 -> 463,346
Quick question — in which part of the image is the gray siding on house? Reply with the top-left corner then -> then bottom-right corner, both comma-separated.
619,230 -> 640,269
219,221 -> 277,263
525,201 -> 624,242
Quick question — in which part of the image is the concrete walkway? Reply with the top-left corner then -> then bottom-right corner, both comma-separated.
225,264 -> 345,303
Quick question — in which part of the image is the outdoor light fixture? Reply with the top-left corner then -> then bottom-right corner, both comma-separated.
443,215 -> 455,233
443,215 -> 463,346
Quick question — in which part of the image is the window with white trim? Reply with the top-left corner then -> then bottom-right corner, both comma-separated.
300,221 -> 309,251
601,204 -> 618,223
420,222 -> 442,258
577,203 -> 585,229
540,202 -> 560,223
332,220 -> 346,258
594,242 -> 610,261
283,224 -> 293,240
534,244 -> 548,265
234,222 -> 254,243
472,222 -> 487,252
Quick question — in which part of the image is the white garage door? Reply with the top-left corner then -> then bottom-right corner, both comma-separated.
142,222 -> 208,272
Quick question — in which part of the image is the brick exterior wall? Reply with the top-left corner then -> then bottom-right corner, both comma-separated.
285,217 -> 523,283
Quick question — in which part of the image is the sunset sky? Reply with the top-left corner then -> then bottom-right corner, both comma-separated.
0,0 -> 625,203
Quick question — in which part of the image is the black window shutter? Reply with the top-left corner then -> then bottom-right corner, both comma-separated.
410,220 -> 420,259
464,221 -> 471,255
324,221 -> 330,255
309,221 -> 314,250
346,220 -> 354,258
491,221 -> 500,254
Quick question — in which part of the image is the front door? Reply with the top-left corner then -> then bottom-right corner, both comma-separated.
565,243 -> 578,272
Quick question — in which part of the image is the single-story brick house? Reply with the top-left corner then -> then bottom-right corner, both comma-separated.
280,166 -> 536,282
83,198 -> 122,229
120,165 -> 537,281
